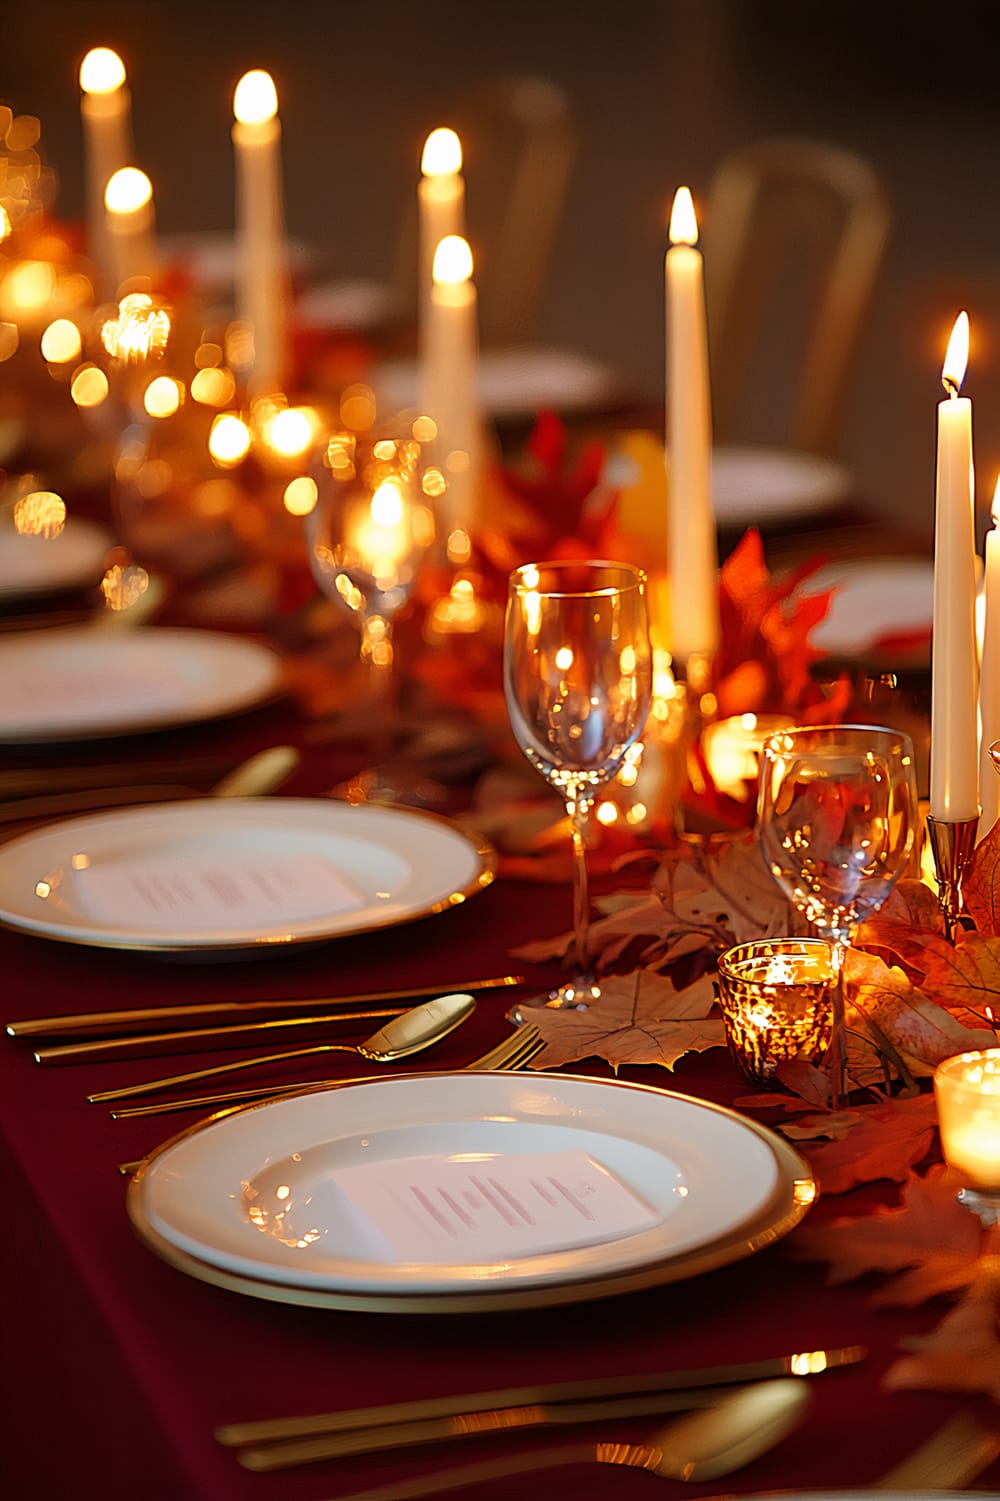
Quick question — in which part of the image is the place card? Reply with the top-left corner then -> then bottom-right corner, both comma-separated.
70,851 -> 364,931
331,1149 -> 661,1265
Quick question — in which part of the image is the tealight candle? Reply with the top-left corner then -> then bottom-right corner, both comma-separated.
665,186 -> 719,667
79,46 -> 133,292
103,166 -> 156,292
232,69 -> 288,397
935,1050 -> 1000,1190
716,939 -> 834,1088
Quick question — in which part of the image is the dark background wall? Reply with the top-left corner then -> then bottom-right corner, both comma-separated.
5,0 -> 1000,542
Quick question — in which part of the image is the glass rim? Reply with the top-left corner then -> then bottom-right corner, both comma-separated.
759,722 -> 916,754
717,937 -> 834,980
509,559 -> 647,598
934,1047 -> 1000,1081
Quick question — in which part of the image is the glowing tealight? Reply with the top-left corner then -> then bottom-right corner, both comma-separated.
104,166 -> 152,215
40,319 -> 82,364
265,406 -> 315,457
233,70 -> 278,126
421,127 -> 462,177
13,490 -> 66,538
79,47 -> 126,95
935,1049 -> 1000,1188
432,234 -> 473,286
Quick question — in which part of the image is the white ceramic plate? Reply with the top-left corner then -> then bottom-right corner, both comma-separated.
372,346 -> 626,419
809,556 -> 934,658
712,445 -> 852,526
0,627 -> 280,743
0,517 -> 111,602
0,798 -> 495,952
127,1073 -> 813,1312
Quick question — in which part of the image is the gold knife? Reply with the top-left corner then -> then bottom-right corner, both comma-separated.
215,1345 -> 865,1450
7,975 -> 523,1041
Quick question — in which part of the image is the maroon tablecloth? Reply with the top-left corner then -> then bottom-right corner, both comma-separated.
1,698 -> 996,1501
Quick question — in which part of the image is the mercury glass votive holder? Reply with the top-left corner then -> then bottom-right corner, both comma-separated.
716,938 -> 835,1088
934,1049 -> 1000,1224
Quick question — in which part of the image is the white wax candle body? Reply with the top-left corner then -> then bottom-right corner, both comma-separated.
418,174 -> 464,340
930,393 -> 979,820
106,199 -> 155,293
233,116 -> 288,395
420,279 -> 479,540
82,85 -> 132,291
979,527 -> 1000,837
665,242 -> 719,663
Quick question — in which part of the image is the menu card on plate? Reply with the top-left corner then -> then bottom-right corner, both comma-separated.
332,1149 -> 660,1264
72,852 -> 364,931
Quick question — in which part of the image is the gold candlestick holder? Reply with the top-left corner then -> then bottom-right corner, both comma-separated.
925,813 -> 979,941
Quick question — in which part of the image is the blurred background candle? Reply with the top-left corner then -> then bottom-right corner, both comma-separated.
232,68 -> 288,397
420,233 -> 479,555
665,185 -> 719,667
79,46 -> 133,295
935,1049 -> 1000,1189
419,128 -> 465,345
702,712 -> 795,802
103,166 -> 156,293
930,311 -> 979,822
979,476 -> 1000,839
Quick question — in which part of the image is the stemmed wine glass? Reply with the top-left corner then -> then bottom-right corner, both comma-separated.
757,724 -> 919,1109
504,560 -> 652,1005
306,416 -> 435,800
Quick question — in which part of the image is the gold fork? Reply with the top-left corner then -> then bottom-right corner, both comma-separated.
108,1024 -> 545,1120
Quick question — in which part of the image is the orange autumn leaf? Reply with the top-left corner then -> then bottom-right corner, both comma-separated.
853,878 -> 947,978
792,1164 -> 981,1304
885,1275 -> 1000,1403
964,817 -> 1000,936
520,970 -> 725,1072
846,951 -> 996,1074
782,1094 -> 938,1195
918,930 -> 1000,1029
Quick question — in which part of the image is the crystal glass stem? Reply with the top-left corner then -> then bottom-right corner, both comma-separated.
828,930 -> 849,1112
567,786 -> 594,983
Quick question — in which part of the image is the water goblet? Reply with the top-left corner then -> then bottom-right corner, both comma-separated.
757,723 -> 919,1109
504,560 -> 652,1006
306,416 -> 435,800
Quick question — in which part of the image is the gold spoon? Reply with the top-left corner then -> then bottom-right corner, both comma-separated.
88,991 -> 477,1104
318,1380 -> 811,1501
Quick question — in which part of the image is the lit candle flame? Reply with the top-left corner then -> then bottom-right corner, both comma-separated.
233,70 -> 278,126
104,166 -> 152,216
79,47 -> 126,95
669,186 -> 698,246
421,127 -> 462,177
942,310 -> 969,398
992,476 -> 1000,530
432,234 -> 473,286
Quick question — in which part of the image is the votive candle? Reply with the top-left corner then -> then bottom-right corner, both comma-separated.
935,1049 -> 1000,1189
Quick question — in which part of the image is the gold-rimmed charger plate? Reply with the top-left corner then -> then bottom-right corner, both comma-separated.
0,799 -> 495,955
126,1072 -> 815,1313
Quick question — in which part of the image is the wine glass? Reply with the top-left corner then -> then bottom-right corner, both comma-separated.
505,560 -> 652,1006
306,415 -> 435,800
757,724 -> 919,1109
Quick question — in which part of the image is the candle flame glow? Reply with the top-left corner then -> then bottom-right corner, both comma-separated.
421,127 -> 462,176
234,70 -> 278,126
942,310 -> 969,397
669,186 -> 698,247
432,235 -> 473,286
992,477 -> 1000,530
104,167 -> 152,216
79,47 -> 126,95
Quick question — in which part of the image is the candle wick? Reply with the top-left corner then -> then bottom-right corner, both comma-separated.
942,375 -> 960,400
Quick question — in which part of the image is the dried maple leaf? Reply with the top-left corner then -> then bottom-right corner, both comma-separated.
846,950 -> 995,1075
782,1093 -> 938,1195
510,892 -> 698,969
965,818 -> 1000,938
792,1164 -> 982,1304
853,878 -> 947,977
885,1273 -> 1000,1402
917,930 -> 1000,1030
520,970 -> 725,1072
